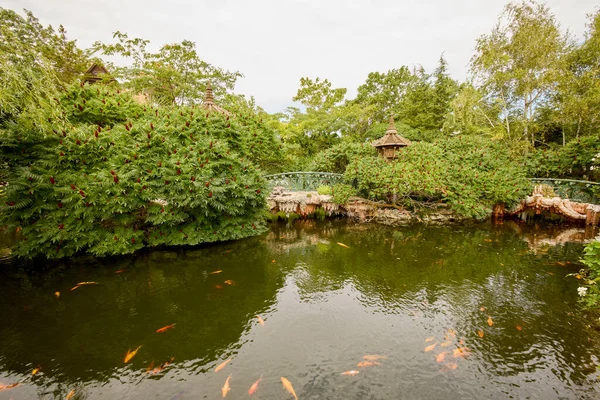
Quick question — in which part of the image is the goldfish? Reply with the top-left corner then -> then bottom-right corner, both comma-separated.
362,355 -> 387,361
440,341 -> 452,347
425,336 -> 435,343
446,329 -> 457,337
477,329 -> 484,338
71,281 -> 98,290
556,261 -> 567,266
66,389 -> 76,399
424,343 -> 437,352
124,345 -> 142,363
248,375 -> 262,396
484,239 -> 492,242
516,324 -> 522,331
479,306 -> 486,311
436,351 -> 449,363
453,347 -> 470,358
55,292 -> 60,298
209,270 -> 222,274
149,357 -> 174,375
487,316 -> 494,326
281,377 -> 299,400
215,284 -> 223,289
337,242 -> 350,248
272,259 -> 276,263
0,383 -> 20,391
32,367 -> 40,375
444,362 -> 458,371
256,315 -> 265,326
224,280 -> 234,285
115,269 -> 125,274
222,375 -> 231,398
341,370 -> 360,376
215,358 -> 231,372
156,323 -> 176,333
357,361 -> 380,367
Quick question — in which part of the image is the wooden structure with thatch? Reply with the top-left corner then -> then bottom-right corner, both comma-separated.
200,83 -> 231,116
82,63 -> 115,85
372,116 -> 411,160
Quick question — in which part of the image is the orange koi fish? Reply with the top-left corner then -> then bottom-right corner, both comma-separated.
115,269 -> 125,274
281,377 -> 299,400
32,367 -> 40,375
424,343 -> 437,352
479,306 -> 486,311
336,242 -> 350,248
256,316 -> 265,326
362,355 -> 387,361
148,357 -> 174,375
487,316 -> 494,327
71,281 -> 98,290
440,341 -> 452,347
477,329 -> 484,338
425,336 -> 435,343
443,362 -> 458,371
0,382 -> 20,391
124,345 -> 142,363
453,347 -> 470,358
55,292 -> 60,299
357,361 -> 380,367
436,351 -> 450,363
224,280 -> 234,285
516,324 -> 522,331
215,284 -> 223,289
215,358 -> 231,372
222,375 -> 232,398
341,370 -> 360,376
66,389 -> 76,399
248,375 -> 262,396
209,270 -> 222,275
156,323 -> 176,333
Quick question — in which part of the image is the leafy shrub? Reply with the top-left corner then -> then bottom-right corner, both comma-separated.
317,185 -> 332,195
526,135 -> 600,181
0,87 -> 268,259
332,183 -> 357,205
345,136 -> 531,218
309,142 -> 376,173
576,240 -> 600,308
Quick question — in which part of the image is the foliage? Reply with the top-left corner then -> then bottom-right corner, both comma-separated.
0,86 -> 268,259
309,142 -> 377,173
576,240 -> 600,308
92,32 -> 241,105
525,135 -> 600,181
470,1 -> 569,147
345,136 -> 531,218
332,184 -> 357,205
316,186 -> 332,195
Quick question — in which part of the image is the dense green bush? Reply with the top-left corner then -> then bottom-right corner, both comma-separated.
0,86 -> 268,259
309,142 -> 376,173
345,136 -> 531,218
576,240 -> 600,308
526,135 -> 600,181
332,183 -> 357,205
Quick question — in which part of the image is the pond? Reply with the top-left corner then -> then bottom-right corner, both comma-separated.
0,221 -> 599,399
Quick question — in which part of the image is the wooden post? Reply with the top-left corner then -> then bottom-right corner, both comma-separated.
586,206 -> 600,226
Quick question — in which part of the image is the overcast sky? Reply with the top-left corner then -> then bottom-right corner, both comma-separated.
5,0 -> 599,113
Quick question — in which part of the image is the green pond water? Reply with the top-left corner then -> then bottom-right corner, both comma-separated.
1,221 -> 600,399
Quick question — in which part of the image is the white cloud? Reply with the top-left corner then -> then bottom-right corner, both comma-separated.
4,0 -> 597,113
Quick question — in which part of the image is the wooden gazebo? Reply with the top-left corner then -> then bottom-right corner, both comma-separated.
200,82 -> 231,116
372,116 -> 411,160
82,63 -> 115,85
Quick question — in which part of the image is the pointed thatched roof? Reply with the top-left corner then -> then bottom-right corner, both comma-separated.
200,82 -> 231,116
372,116 -> 411,148
82,63 -> 115,85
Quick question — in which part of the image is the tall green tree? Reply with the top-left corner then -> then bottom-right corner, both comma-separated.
470,0 -> 568,147
431,55 -> 459,130
92,32 -> 241,105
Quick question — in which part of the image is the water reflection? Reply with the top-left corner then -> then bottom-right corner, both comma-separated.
0,221 -> 599,399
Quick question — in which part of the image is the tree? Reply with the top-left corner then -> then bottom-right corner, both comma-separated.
92,32 -> 242,105
292,77 -> 347,112
470,0 -> 568,147
431,55 -> 459,130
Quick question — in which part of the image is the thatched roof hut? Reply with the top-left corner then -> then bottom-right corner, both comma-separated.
372,116 -> 411,160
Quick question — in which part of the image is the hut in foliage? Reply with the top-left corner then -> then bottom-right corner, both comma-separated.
200,82 -> 231,116
372,116 -> 411,160
81,63 -> 115,85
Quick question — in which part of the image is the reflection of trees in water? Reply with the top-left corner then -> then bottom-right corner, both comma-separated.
277,221 -> 596,387
502,220 -> 597,254
0,238 -> 284,385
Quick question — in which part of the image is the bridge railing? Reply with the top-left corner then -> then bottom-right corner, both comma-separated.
529,178 -> 600,204
263,172 -> 346,192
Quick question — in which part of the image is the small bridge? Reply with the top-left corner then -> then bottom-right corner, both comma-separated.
529,178 -> 599,205
263,172 -> 346,191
